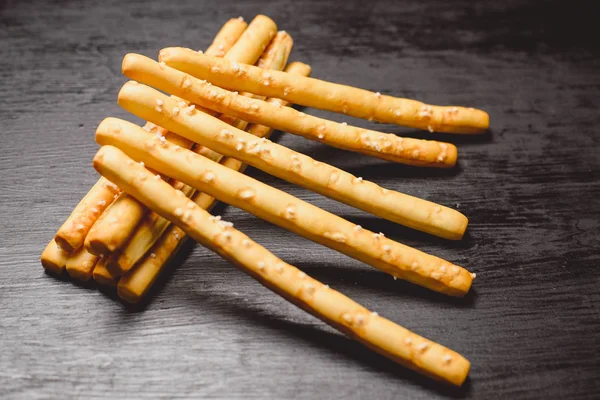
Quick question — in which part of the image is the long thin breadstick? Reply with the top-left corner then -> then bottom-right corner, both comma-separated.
96,119 -> 473,296
65,247 -> 99,281
118,61 -> 312,303
110,34 -> 294,277
43,18 -> 248,265
53,177 -> 121,253
160,48 -> 489,134
117,81 -> 468,240
40,239 -> 71,275
83,17 -> 258,257
94,145 -> 471,386
125,53 -> 457,167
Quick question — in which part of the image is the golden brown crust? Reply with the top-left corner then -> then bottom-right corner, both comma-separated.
117,61 -> 311,303
96,119 -> 473,296
40,239 -> 71,275
94,145 -> 470,386
116,80 -> 468,240
54,177 -> 120,253
127,52 -> 459,167
92,257 -> 118,287
160,48 -> 489,134
65,247 -> 99,281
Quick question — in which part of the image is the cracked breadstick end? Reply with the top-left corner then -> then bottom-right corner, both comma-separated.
41,239 -> 71,275
94,145 -> 470,386
95,122 -> 473,296
160,48 -> 489,134
54,177 -> 120,253
117,61 -> 311,302
65,247 -> 99,281
125,53 -> 458,167
116,82 -> 467,240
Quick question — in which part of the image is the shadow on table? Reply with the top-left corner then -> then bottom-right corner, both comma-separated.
182,288 -> 473,398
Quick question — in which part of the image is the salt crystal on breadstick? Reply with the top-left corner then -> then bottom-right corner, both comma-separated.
102,31 -> 292,277
54,177 -> 120,253
65,247 -> 99,281
41,239 -> 71,275
105,179 -> 196,273
84,17 -> 274,258
126,53 -> 457,167
96,119 -> 473,296
160,48 -> 489,134
111,39 -> 296,278
46,18 -> 247,264
117,81 -> 468,240
118,62 -> 312,303
94,145 -> 471,386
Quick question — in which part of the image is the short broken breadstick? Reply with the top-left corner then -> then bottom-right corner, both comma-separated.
53,177 -> 120,253
103,31 -> 292,277
92,256 -> 118,287
117,82 -> 468,240
65,246 -> 99,281
160,48 -> 489,134
94,145 -> 471,386
41,239 -> 71,275
96,121 -> 473,296
117,62 -> 312,302
83,18 -> 254,257
125,53 -> 458,167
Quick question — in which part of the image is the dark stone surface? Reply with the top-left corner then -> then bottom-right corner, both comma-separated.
1,0 -> 599,398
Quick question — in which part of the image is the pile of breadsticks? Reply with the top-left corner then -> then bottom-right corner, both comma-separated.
40,15 -> 489,386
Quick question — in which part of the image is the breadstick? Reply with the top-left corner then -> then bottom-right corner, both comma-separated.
118,62 -> 312,302
83,19 -> 254,256
65,247 -> 99,281
117,82 -> 468,240
105,179 -> 195,273
103,32 -> 292,277
53,177 -> 121,253
40,239 -> 71,275
125,53 -> 457,167
46,19 -> 246,262
94,145 -> 470,386
160,48 -> 489,134
96,120 -> 473,296
92,257 -> 118,287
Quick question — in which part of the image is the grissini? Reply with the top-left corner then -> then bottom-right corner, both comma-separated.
117,81 -> 468,240
54,177 -> 121,253
65,247 -> 99,281
96,119 -> 473,296
92,257 -> 118,287
41,239 -> 71,275
83,17 -> 259,256
44,18 -> 248,262
111,40 -> 296,277
125,53 -> 458,168
118,62 -> 312,303
103,32 -> 291,277
93,145 -> 471,386
160,48 -> 489,134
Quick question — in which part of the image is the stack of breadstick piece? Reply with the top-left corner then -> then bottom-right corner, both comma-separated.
41,14 -> 489,387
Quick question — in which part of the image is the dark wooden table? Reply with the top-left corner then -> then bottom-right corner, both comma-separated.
1,0 -> 599,398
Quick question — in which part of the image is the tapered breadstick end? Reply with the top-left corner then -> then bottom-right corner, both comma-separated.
41,239 -> 70,275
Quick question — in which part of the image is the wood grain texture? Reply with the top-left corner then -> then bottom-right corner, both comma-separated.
1,0 -> 599,398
